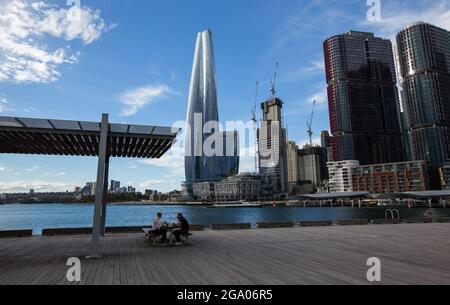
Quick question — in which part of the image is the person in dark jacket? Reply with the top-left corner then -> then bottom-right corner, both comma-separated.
173,213 -> 189,244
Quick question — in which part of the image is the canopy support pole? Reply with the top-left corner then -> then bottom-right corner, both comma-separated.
100,156 -> 110,236
88,113 -> 109,259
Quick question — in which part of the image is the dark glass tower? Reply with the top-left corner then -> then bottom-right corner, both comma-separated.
396,22 -> 450,168
324,31 -> 404,165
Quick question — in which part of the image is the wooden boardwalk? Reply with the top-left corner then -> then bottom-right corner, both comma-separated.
1,223 -> 450,285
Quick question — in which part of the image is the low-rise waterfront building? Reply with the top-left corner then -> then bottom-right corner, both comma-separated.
328,160 -> 360,193
190,174 -> 263,202
192,181 -> 216,201
214,173 -> 261,201
81,182 -> 95,197
440,161 -> 450,190
352,160 -> 438,193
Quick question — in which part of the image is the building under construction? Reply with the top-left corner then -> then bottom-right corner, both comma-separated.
258,97 -> 288,197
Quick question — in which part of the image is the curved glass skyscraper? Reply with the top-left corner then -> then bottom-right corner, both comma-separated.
396,22 -> 450,168
184,30 -> 239,198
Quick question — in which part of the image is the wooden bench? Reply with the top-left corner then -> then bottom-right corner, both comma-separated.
299,220 -> 333,227
371,219 -> 402,225
189,224 -> 205,231
42,227 -> 92,236
43,226 -> 154,236
336,219 -> 369,226
0,229 -> 33,238
144,229 -> 193,247
257,222 -> 294,229
433,217 -> 450,223
211,223 -> 251,230
106,226 -> 151,234
181,232 -> 193,245
404,218 -> 432,224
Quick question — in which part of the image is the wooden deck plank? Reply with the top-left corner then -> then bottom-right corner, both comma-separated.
1,223 -> 450,285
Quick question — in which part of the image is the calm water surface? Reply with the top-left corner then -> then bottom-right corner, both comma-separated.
1,203 -> 450,235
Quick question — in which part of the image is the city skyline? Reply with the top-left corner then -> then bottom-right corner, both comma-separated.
1,0 -> 450,193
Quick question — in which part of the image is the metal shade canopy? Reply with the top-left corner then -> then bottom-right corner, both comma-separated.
0,116 -> 179,158
0,113 -> 180,258
291,192 -> 370,200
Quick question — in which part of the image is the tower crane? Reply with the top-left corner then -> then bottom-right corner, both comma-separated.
307,99 -> 317,146
251,81 -> 260,173
270,62 -> 279,99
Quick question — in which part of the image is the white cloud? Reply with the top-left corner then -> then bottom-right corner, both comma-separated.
361,0 -> 450,39
126,163 -> 137,169
42,171 -> 67,177
0,165 -> 12,172
25,166 -> 39,172
31,1 -> 53,11
271,1 -> 354,52
286,59 -> 325,81
0,180 -> 76,193
0,95 -> 37,114
299,60 -> 325,74
307,84 -> 328,104
139,153 -> 184,178
138,179 -> 166,189
0,0 -> 114,83
119,84 -> 179,117
0,96 -> 13,112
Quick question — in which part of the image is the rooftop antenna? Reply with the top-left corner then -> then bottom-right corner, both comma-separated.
270,61 -> 279,99
251,81 -> 260,174
307,99 -> 317,146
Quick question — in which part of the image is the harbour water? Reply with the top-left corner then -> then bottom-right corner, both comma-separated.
1,203 -> 450,235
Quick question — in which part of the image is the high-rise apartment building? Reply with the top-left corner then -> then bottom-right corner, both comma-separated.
298,146 -> 328,188
324,31 -> 404,165
320,130 -> 333,162
110,180 -> 120,193
287,141 -> 299,183
328,160 -> 360,193
320,131 -> 331,149
396,22 -> 450,168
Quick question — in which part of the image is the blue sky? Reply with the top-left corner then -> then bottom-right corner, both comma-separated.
1,0 -> 449,193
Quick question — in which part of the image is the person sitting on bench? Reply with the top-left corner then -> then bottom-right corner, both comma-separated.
150,212 -> 167,244
173,213 -> 189,245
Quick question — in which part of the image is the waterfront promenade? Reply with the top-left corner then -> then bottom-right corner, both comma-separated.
1,223 -> 450,285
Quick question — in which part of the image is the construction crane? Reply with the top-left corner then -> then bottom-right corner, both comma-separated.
251,81 -> 260,173
306,99 -> 317,146
270,62 -> 279,99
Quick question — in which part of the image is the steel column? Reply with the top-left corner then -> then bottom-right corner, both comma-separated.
100,156 -> 110,236
89,113 -> 109,258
